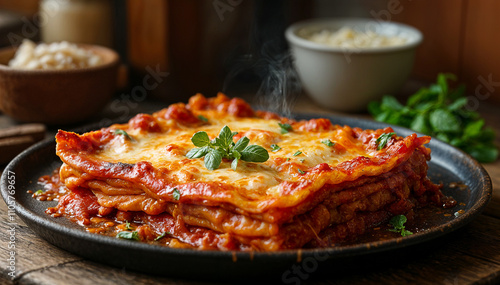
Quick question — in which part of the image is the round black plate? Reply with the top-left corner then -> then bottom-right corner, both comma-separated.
0,114 -> 492,280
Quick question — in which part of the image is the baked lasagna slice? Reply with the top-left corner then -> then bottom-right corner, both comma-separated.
51,93 -> 450,251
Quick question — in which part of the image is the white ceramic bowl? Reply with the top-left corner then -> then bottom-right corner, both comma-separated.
285,18 -> 422,112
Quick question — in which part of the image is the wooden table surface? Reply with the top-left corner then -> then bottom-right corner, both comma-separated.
1,92 -> 499,285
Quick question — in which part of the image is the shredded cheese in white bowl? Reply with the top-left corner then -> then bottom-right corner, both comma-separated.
305,27 -> 407,48
9,39 -> 103,70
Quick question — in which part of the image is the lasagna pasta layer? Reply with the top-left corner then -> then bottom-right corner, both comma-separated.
53,93 -> 446,251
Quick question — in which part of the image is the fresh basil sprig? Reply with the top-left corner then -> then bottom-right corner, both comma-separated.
172,188 -> 181,200
369,73 -> 498,162
198,115 -> 208,122
388,215 -> 413,237
154,232 -> 170,241
116,231 -> 140,241
114,129 -> 133,141
321,139 -> 335,147
271,144 -> 281,152
186,126 -> 269,170
376,132 -> 396,150
278,123 -> 293,134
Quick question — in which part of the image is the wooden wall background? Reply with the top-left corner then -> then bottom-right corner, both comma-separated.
1,0 -> 500,105
392,0 -> 500,105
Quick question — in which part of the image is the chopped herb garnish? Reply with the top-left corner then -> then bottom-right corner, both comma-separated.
369,73 -> 498,162
172,188 -> 180,201
125,221 -> 134,230
388,215 -> 413,237
34,190 -> 43,195
321,139 -> 335,147
286,158 -> 290,162
293,151 -> 302,156
114,129 -> 133,140
299,159 -> 305,163
186,126 -> 269,170
297,169 -> 305,175
198,115 -> 208,122
271,144 -> 281,152
116,231 -> 140,241
154,232 -> 170,241
376,132 -> 396,150
278,123 -> 293,134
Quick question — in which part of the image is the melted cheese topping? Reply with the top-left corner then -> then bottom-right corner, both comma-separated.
56,94 -> 430,214
95,116 -> 362,196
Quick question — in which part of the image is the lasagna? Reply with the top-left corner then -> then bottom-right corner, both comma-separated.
47,93 -> 452,251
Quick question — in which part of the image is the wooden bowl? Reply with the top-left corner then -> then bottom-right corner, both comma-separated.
0,44 -> 119,125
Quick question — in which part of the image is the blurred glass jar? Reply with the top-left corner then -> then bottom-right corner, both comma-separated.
39,0 -> 113,47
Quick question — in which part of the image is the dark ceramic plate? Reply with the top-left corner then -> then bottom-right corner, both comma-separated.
1,114 -> 492,280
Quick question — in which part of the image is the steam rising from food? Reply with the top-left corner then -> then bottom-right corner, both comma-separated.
223,0 -> 301,118
253,45 -> 301,118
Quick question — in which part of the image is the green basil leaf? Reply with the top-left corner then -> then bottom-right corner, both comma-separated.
218,126 -> 234,148
232,149 -> 241,159
367,101 -> 383,116
191,131 -> 210,147
383,111 -> 404,126
437,73 -> 455,97
463,120 -> 485,139
435,132 -> 451,143
413,102 -> 436,112
204,149 -> 223,170
447,97 -> 467,111
467,145 -> 499,163
198,115 -> 208,122
429,109 -> 461,133
297,168 -> 305,174
231,158 -> 239,171
278,123 -> 293,134
476,127 -> 495,142
376,132 -> 396,150
410,113 -> 432,134
321,139 -> 335,147
114,129 -> 133,141
116,231 -> 140,241
172,188 -> 180,201
380,96 -> 404,111
185,146 -> 210,159
407,88 -> 434,107
293,150 -> 302,156
389,215 -> 407,230
401,229 -> 413,237
154,232 -> 169,241
450,137 -> 465,148
241,145 -> 269,163
373,111 -> 392,122
125,221 -> 133,230
234,136 -> 250,152
270,144 -> 281,152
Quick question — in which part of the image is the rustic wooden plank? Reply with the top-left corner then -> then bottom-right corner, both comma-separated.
448,215 -> 500,265
0,201 -> 82,283
16,260 -> 220,285
392,0 -> 465,81
462,0 -> 500,105
483,200 -> 500,220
